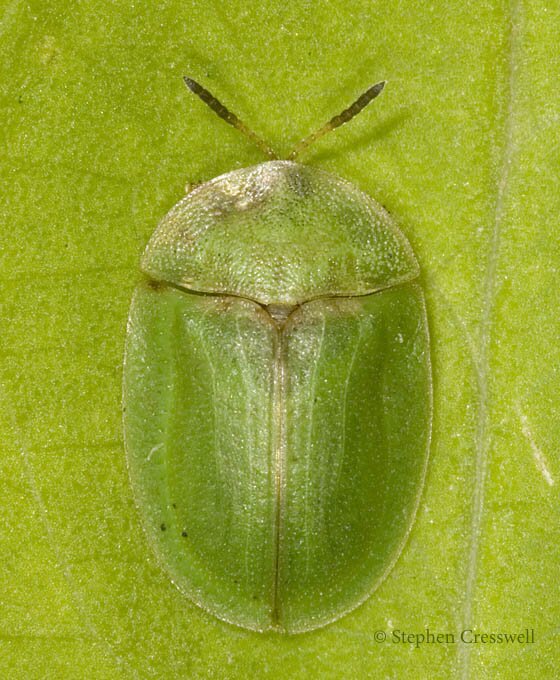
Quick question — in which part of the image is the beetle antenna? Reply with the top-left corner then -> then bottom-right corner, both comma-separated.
287,81 -> 386,161
184,77 -> 278,160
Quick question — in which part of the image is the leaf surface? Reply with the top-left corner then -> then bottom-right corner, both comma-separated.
0,1 -> 558,677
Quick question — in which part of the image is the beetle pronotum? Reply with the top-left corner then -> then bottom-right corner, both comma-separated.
123,77 -> 432,633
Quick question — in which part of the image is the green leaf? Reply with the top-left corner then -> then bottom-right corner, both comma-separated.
1,0 -> 558,677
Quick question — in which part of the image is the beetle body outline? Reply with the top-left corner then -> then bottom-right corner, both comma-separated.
123,83 -> 432,634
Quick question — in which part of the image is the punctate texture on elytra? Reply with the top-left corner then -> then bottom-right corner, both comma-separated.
123,160 -> 431,633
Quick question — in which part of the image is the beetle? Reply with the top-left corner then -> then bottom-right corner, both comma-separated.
123,77 -> 432,634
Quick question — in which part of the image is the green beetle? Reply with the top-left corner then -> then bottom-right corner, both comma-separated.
123,78 -> 432,634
